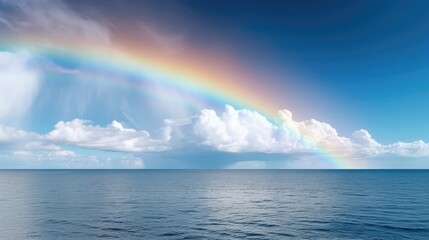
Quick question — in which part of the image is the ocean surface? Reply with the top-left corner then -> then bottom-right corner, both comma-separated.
0,170 -> 428,239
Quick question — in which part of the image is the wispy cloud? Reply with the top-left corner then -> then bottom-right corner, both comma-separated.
0,0 -> 110,45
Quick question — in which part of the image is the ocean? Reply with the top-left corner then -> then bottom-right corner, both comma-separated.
0,170 -> 428,239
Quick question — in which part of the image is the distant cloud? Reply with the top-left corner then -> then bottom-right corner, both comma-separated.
0,51 -> 40,123
0,105 -> 428,168
0,124 -> 147,168
0,125 -> 78,165
13,148 -> 76,159
2,151 -> 145,169
227,160 -> 267,169
387,141 -> 429,158
0,124 -> 37,143
45,119 -> 170,152
192,105 -> 429,160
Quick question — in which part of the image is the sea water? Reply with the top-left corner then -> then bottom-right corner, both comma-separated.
0,170 -> 428,239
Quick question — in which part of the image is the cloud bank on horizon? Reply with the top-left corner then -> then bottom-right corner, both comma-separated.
0,0 -> 428,168
1,97 -> 429,168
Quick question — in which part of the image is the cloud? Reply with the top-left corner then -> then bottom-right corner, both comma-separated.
0,105 -> 428,168
284,155 -> 333,169
0,0 -> 110,45
0,51 -> 40,122
133,158 -> 145,168
139,22 -> 185,54
192,105 -> 353,154
45,119 -> 170,152
387,141 -> 429,158
13,148 -> 75,159
0,123 -> 147,168
0,15 -> 12,28
193,105 -> 305,153
227,160 -> 266,169
0,126 -> 76,159
192,105 -> 429,160
349,130 -> 429,158
0,125 -> 36,143
0,123 -> 79,162
350,129 -> 383,156
1,151 -> 145,169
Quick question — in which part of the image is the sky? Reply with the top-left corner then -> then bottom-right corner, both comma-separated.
0,0 -> 428,169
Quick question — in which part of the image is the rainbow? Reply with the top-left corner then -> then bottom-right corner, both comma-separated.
1,41 -> 358,168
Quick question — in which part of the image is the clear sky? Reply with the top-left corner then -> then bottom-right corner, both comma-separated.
0,0 -> 428,169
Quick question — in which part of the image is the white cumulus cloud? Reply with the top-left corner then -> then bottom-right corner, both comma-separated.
45,119 -> 170,152
192,105 -> 354,154
0,105 -> 428,168
386,141 -> 429,158
0,125 -> 36,142
192,105 -> 429,160
193,105 -> 304,153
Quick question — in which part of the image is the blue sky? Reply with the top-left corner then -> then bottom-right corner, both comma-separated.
175,0 -> 429,143
0,0 -> 428,168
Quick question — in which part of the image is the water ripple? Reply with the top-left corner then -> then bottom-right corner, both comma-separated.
0,170 -> 427,239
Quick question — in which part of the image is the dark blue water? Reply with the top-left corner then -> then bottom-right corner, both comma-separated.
0,170 -> 428,239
